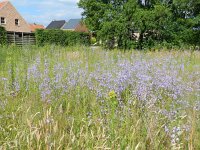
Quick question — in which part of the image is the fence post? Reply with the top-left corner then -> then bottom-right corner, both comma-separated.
22,32 -> 24,45
14,32 -> 16,44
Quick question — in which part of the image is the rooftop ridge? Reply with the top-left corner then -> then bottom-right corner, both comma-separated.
0,0 -> 9,10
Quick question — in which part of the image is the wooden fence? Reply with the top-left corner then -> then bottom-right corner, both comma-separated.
7,32 -> 36,46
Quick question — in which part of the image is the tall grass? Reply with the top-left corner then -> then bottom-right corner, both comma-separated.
0,46 -> 199,149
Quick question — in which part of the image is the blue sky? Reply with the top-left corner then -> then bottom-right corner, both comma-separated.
9,0 -> 82,26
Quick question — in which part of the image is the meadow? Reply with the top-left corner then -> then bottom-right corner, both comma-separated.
0,45 -> 199,149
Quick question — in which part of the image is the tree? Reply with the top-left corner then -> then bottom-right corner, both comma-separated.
171,0 -> 200,47
78,0 -> 200,49
78,0 -> 109,33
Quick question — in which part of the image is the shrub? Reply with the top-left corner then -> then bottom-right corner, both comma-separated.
90,37 -> 97,45
0,26 -> 7,45
35,29 -> 90,46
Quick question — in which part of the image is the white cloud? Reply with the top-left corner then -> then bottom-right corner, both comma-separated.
9,0 -> 82,26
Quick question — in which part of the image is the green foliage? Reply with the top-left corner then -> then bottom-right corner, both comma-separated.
79,0 -> 200,49
0,46 -> 200,149
90,37 -> 97,44
0,26 -> 7,45
35,29 -> 90,46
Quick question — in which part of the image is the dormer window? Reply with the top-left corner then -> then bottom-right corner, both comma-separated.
0,17 -> 6,24
15,19 -> 19,26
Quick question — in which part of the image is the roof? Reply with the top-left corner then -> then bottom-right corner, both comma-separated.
46,20 -> 66,29
0,1 -> 8,10
0,1 -> 31,33
62,19 -> 82,30
30,23 -> 45,32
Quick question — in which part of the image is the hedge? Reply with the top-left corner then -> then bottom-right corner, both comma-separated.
0,26 -> 7,45
35,29 -> 90,46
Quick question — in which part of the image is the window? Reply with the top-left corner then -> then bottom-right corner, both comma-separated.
15,19 -> 19,26
0,17 -> 6,24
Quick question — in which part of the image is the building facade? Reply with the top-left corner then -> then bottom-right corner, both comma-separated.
0,1 -> 31,33
0,1 -> 38,45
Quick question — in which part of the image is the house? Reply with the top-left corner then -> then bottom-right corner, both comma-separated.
46,19 -> 89,32
0,0 -> 35,45
29,23 -> 45,32
0,0 -> 31,32
62,19 -> 88,32
46,20 -> 66,29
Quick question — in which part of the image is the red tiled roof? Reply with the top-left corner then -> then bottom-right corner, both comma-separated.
29,24 -> 45,32
0,1 -> 7,9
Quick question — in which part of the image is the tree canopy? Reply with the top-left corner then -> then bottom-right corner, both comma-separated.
78,0 -> 200,49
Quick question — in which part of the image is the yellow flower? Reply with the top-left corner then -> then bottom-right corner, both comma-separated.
108,90 -> 117,99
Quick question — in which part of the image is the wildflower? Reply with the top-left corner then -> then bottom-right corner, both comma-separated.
108,90 -> 118,107
2,78 -> 8,81
108,90 -> 117,99
45,117 -> 54,124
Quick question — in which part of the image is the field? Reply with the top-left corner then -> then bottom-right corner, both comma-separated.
0,46 -> 200,149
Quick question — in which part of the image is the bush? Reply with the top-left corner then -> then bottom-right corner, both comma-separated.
0,26 -> 7,45
90,37 -> 97,45
35,29 -> 90,46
